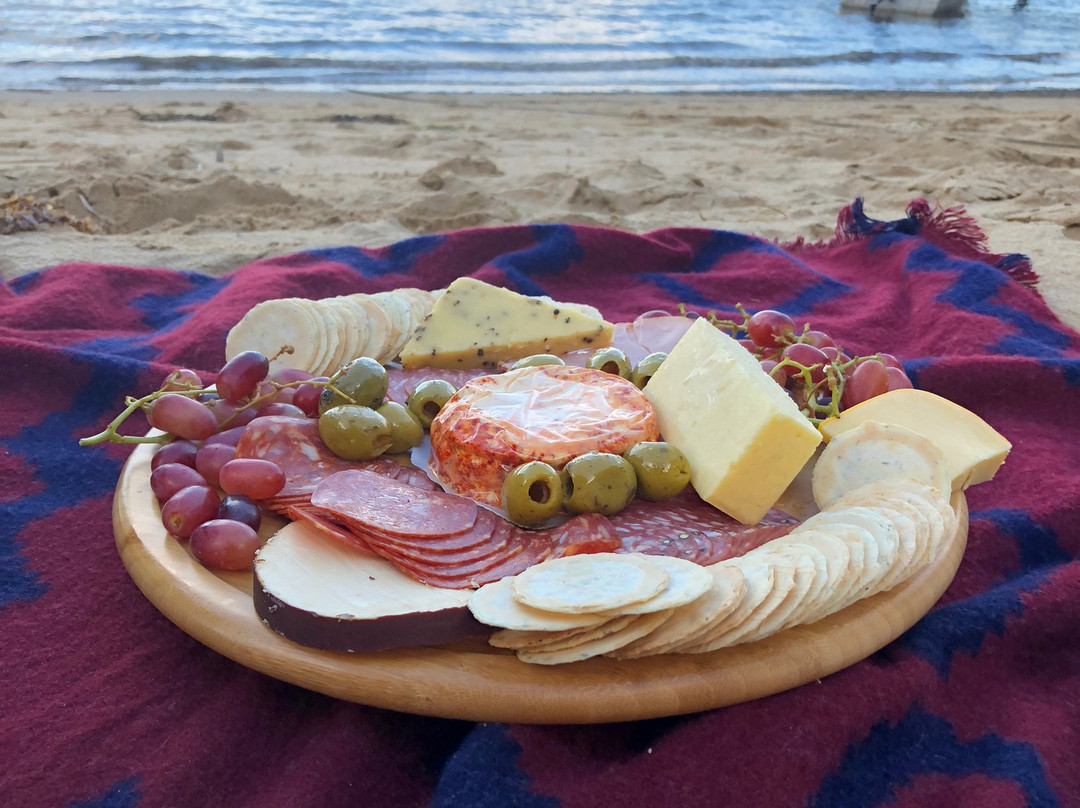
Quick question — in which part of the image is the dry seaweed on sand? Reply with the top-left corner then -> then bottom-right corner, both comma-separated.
1,194 -> 97,236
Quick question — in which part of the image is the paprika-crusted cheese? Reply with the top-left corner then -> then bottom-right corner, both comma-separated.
643,317 -> 821,525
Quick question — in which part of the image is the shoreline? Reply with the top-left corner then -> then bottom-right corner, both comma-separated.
2,89 -> 1078,329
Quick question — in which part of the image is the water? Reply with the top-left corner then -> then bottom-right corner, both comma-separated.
0,0 -> 1077,93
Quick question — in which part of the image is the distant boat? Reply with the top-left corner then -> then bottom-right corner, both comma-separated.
840,0 -> 967,17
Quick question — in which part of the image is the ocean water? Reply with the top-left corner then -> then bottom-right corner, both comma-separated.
0,0 -> 1077,93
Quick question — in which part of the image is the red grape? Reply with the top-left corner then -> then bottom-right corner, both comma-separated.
204,426 -> 247,447
150,440 -> 199,471
195,443 -> 237,488
219,458 -> 286,500
269,368 -> 313,386
293,377 -> 327,416
147,393 -> 218,441
841,359 -> 889,408
878,352 -> 905,371
189,519 -> 261,571
781,343 -> 829,381
161,485 -> 220,539
204,398 -> 258,428
161,368 -> 203,392
150,463 -> 208,503
218,494 -> 262,532
887,367 -> 914,391
257,402 -> 307,418
216,351 -> 269,404
799,330 -> 837,350
746,310 -> 796,350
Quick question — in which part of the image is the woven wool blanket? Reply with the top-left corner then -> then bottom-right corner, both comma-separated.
1,200 -> 1077,808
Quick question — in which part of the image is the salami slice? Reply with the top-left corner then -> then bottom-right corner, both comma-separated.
311,469 -> 479,538
385,367 -> 488,407
610,490 -> 798,565
235,416 -> 357,500
286,504 -> 373,554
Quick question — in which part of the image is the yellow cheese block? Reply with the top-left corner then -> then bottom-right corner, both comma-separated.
643,317 -> 822,524
399,278 -> 614,370
818,388 -> 1011,491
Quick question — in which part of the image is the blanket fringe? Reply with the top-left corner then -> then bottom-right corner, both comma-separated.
785,198 -> 1040,289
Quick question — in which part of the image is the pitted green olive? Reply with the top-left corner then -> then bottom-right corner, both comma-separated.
376,401 -> 425,453
560,452 -> 637,516
318,405 -> 392,461
501,461 -> 564,527
623,441 -> 690,501
406,379 -> 457,428
319,357 -> 388,413
509,354 -> 566,370
630,352 -> 668,389
586,347 -> 632,379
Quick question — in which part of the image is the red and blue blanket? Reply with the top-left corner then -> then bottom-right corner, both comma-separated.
2,199 -> 1078,807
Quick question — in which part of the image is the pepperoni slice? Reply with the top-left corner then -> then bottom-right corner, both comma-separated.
610,490 -> 797,565
311,469 -> 479,538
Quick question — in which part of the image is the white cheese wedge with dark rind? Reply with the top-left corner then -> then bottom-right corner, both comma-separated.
398,277 -> 614,370
253,521 -> 490,653
642,317 -> 822,525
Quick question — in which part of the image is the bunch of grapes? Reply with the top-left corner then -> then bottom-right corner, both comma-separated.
82,351 -> 329,571
690,305 -> 913,422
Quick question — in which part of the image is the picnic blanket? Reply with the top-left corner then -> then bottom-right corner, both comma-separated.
2,199 -> 1078,808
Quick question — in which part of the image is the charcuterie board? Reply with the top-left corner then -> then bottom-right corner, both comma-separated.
114,438 -> 969,725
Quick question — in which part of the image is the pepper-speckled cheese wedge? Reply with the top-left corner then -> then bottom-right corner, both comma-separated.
398,278 -> 614,370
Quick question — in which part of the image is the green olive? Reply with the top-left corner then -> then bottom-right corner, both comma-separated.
406,378 -> 457,428
501,461 -> 564,527
319,357 -> 389,414
318,405 -> 393,461
623,441 -> 690,501
509,354 -> 566,370
630,352 -> 668,389
586,347 -> 632,379
560,452 -> 637,516
376,401 -> 425,454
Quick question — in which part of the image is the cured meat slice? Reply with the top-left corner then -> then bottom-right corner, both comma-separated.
385,367 -> 488,407
235,416 -> 356,499
311,469 -> 479,538
286,504 -> 373,553
610,490 -> 798,565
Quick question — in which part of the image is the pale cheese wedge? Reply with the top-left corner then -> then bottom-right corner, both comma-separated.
819,388 -> 1011,491
398,277 -> 614,370
643,317 -> 822,524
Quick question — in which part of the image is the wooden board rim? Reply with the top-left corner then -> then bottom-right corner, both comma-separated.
114,441 -> 968,724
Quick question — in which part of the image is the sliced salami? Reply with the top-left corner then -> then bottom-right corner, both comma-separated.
286,504 -> 373,554
311,469 -> 479,538
385,367 -> 488,407
610,489 -> 798,565
235,416 -> 356,501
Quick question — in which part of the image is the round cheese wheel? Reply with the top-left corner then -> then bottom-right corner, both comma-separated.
429,365 -> 659,506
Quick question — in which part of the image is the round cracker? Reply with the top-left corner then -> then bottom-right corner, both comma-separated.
617,555 -> 712,615
468,576 -> 610,632
812,420 -> 950,510
225,298 -> 323,373
606,564 -> 746,659
510,553 -> 669,614
516,609 -> 674,665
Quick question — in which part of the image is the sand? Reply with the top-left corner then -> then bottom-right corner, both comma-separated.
2,90 -> 1078,329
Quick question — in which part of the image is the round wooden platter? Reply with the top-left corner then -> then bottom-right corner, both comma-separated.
114,441 -> 968,725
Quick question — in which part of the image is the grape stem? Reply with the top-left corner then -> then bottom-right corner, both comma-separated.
78,390 -> 180,446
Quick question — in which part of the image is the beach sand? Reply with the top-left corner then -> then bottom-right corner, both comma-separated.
2,90 -> 1078,328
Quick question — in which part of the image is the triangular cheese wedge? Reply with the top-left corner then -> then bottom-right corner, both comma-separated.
399,278 -> 614,369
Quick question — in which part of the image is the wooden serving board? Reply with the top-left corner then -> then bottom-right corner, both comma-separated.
114,441 -> 968,724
